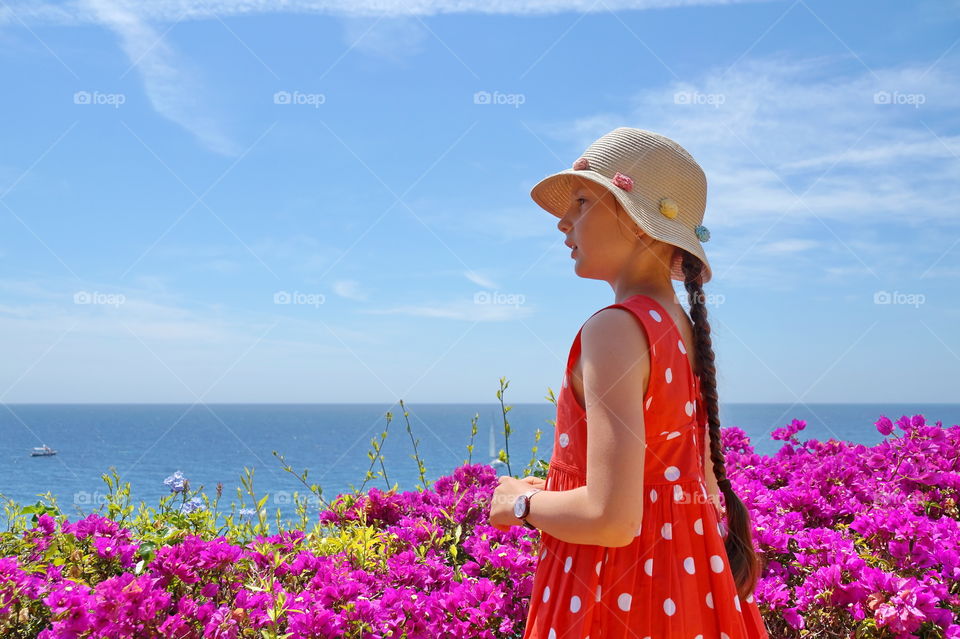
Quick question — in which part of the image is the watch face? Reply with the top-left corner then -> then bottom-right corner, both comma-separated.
514,496 -> 527,518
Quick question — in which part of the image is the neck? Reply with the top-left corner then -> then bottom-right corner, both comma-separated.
610,240 -> 678,305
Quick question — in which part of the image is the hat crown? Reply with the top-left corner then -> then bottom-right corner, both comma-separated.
578,127 -> 707,225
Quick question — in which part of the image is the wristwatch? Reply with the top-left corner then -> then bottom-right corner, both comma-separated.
513,488 -> 543,529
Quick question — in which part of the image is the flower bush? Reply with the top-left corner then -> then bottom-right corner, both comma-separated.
0,406 -> 958,638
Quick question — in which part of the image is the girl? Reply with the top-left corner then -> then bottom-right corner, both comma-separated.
489,128 -> 769,638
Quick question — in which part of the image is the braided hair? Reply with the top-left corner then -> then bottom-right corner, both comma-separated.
680,250 -> 765,601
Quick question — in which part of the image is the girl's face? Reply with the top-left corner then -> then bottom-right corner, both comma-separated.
556,176 -> 642,281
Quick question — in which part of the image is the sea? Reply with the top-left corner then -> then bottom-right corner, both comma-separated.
2,403 -> 957,525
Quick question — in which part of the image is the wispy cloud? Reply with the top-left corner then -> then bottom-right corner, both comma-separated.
339,15 -> 428,61
332,279 -> 367,300
758,239 -> 820,255
464,270 -> 498,289
78,0 -> 242,156
363,297 -> 534,321
532,53 -> 960,286
543,54 -> 960,227
1,0 -> 772,25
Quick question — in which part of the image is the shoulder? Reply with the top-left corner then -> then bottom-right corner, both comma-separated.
580,305 -> 651,363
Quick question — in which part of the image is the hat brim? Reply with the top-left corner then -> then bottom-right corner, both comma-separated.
530,168 -> 713,285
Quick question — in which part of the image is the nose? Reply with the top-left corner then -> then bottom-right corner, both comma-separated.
557,214 -> 572,234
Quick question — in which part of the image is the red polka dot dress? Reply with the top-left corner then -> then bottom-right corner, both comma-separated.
522,294 -> 769,639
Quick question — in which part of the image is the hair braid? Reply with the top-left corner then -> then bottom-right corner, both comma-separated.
680,251 -> 765,601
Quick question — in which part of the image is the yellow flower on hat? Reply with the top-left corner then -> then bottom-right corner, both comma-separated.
659,197 -> 679,219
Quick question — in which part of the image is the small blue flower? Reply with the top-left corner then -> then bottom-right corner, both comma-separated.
694,224 -> 711,243
238,508 -> 256,518
179,497 -> 204,514
163,470 -> 188,494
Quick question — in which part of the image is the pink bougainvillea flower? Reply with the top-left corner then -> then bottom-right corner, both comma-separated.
572,157 -> 590,170
611,171 -> 633,191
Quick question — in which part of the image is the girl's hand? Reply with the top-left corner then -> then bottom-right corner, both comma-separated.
489,475 -> 546,532
519,475 -> 546,490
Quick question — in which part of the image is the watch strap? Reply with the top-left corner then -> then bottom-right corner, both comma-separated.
519,488 -> 543,528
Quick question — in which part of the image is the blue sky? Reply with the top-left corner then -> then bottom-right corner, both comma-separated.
0,0 -> 958,404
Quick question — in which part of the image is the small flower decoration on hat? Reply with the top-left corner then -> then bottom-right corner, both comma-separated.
611,172 -> 633,191
659,197 -> 679,219
694,224 -> 711,242
572,157 -> 590,170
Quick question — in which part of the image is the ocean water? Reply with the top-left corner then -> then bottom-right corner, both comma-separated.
1,403 -> 957,524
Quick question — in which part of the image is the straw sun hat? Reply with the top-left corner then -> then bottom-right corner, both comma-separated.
530,127 -> 713,285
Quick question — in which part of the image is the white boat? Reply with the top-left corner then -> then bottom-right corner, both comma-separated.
30,444 -> 57,457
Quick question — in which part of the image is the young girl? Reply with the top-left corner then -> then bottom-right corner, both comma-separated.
489,128 -> 769,638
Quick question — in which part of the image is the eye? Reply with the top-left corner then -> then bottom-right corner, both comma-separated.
576,197 -> 587,207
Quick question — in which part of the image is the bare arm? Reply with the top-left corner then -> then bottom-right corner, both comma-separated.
518,486 -> 614,546
526,308 -> 649,547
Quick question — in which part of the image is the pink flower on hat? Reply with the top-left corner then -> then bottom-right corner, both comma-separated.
572,157 -> 590,170
612,172 -> 633,191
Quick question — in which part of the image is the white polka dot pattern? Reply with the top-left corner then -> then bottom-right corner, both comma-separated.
559,433 -> 569,448
570,595 -> 581,613
663,597 -> 676,615
710,555 -> 724,573
618,593 -> 632,611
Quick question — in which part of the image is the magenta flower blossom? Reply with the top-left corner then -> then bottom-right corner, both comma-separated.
875,415 -> 895,436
